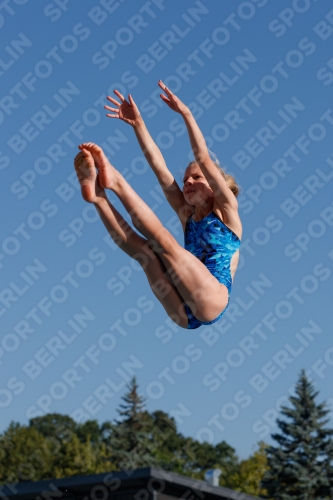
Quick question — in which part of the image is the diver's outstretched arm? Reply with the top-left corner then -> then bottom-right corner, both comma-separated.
158,80 -> 238,211
105,90 -> 190,219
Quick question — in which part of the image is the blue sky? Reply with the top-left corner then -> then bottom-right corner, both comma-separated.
1,0 -> 333,460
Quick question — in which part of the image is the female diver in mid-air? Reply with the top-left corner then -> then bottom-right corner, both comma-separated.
74,81 -> 242,329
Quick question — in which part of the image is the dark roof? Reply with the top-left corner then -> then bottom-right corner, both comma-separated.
1,467 -> 260,500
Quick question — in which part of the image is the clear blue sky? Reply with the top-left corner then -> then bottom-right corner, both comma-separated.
1,0 -> 333,460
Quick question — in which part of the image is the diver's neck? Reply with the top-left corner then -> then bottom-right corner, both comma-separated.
192,202 -> 214,222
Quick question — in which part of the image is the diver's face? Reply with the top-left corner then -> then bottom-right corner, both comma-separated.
182,164 -> 213,205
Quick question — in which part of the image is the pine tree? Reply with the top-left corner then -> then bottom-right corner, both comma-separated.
262,370 -> 333,499
110,376 -> 158,469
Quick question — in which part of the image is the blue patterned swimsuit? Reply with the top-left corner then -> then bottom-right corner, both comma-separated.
184,211 -> 241,329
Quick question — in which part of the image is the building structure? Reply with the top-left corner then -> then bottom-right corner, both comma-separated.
2,467 -> 261,500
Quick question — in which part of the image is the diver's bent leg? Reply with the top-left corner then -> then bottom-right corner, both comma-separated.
95,197 -> 188,328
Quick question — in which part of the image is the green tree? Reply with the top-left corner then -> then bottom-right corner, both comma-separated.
143,410 -> 240,479
227,441 -> 268,496
77,419 -> 102,444
213,440 -> 240,486
0,423 -> 53,483
50,433 -> 111,478
0,380 -> 247,484
170,437 -> 239,482
0,419 -> 115,484
29,413 -> 78,441
262,370 -> 333,499
147,410 -> 186,472
29,413 -> 106,446
110,376 -> 158,469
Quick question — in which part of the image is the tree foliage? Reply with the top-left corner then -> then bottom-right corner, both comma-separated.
227,441 -> 269,496
0,377 -> 245,486
7,373 -> 333,499
0,419 -> 112,483
262,370 -> 333,499
107,377 -> 158,469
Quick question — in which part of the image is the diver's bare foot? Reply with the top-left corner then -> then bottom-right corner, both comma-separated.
74,148 -> 102,203
79,142 -> 115,190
